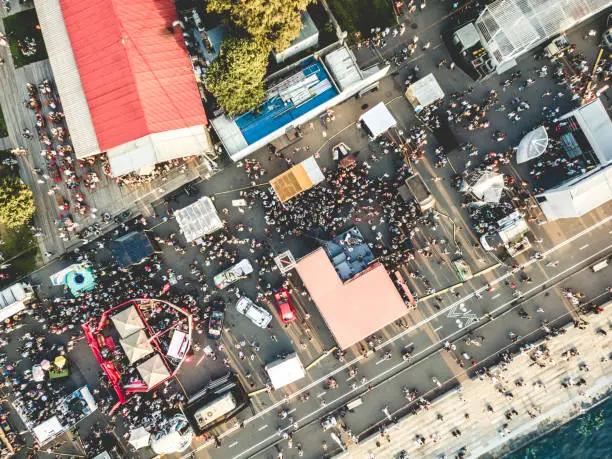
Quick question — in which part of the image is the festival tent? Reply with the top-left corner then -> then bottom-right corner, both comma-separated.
120,330 -> 154,364
265,353 -> 306,390
460,171 -> 505,203
175,196 -> 224,242
111,232 -> 154,268
359,102 -> 397,138
516,126 -> 548,163
404,73 -> 445,112
0,282 -> 34,321
111,306 -> 145,339
128,427 -> 151,450
270,156 -> 325,203
137,354 -> 170,389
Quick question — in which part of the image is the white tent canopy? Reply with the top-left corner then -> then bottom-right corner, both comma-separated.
120,329 -> 154,364
32,416 -> 64,444
175,196 -> 224,243
128,427 -> 151,450
405,73 -> 445,111
137,354 -> 170,388
265,352 -> 306,390
151,430 -> 193,454
111,306 -> 144,339
461,171 -> 505,203
517,126 -> 548,163
359,102 -> 397,138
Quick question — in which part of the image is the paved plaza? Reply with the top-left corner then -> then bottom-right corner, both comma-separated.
0,2 -> 610,459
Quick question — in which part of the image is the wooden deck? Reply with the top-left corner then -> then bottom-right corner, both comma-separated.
0,6 -> 216,260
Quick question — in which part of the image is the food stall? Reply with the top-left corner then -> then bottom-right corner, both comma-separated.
404,73 -> 445,113
265,352 -> 306,390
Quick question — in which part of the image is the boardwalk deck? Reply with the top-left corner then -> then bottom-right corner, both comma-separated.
0,6 -> 216,261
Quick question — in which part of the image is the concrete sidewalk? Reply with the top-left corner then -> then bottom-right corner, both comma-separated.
337,305 -> 612,459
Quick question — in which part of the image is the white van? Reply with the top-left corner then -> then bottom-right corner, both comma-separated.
236,297 -> 273,328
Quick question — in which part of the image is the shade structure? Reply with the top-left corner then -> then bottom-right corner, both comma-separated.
111,306 -> 144,339
120,329 -> 154,364
54,356 -> 67,369
137,354 -> 170,389
359,102 -> 397,138
404,73 -> 445,112
265,353 -> 306,390
175,197 -> 224,243
33,0 -> 213,175
65,266 -> 96,296
461,171 -> 505,203
128,427 -> 151,450
517,126 -> 549,163
270,156 -> 325,203
111,232 -> 154,268
295,249 -> 407,349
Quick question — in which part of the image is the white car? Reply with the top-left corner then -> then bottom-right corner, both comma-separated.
236,297 -> 273,328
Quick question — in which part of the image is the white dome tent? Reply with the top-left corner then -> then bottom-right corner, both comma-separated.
517,126 -> 548,163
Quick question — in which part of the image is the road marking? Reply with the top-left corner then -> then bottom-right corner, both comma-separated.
229,442 -> 239,448
433,326 -> 443,332
181,219 -> 612,457
288,408 -> 296,414
579,244 -> 589,250
375,359 -> 387,365
258,425 -> 268,431
403,342 -> 414,348
228,248 -> 612,459
377,217 -> 612,350
492,293 -> 501,300
317,392 -> 326,398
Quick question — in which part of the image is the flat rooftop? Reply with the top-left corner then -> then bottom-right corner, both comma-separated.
296,248 -> 407,350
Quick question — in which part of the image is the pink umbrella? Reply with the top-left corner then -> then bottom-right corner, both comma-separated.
40,360 -> 51,371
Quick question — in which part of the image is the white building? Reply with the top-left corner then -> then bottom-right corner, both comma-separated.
532,99 -> 612,221
474,0 -> 609,72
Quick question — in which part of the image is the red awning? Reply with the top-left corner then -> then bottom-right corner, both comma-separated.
59,0 -> 206,152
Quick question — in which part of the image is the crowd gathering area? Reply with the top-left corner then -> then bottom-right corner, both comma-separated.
0,1 -> 610,458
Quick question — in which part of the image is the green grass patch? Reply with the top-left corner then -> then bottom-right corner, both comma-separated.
327,0 -> 396,40
3,8 -> 48,68
0,105 -> 7,138
0,151 -> 39,285
0,223 -> 38,287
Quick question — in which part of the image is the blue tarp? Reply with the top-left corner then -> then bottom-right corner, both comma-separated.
112,232 -> 154,268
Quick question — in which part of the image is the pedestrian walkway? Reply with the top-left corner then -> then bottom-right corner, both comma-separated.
339,306 -> 611,459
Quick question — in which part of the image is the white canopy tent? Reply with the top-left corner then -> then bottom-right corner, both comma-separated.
151,430 -> 193,454
175,196 -> 224,243
517,126 -> 548,163
137,354 -> 171,389
120,329 -> 154,364
0,282 -> 33,321
128,427 -> 151,450
265,352 -> 306,390
404,73 -> 445,112
111,306 -> 145,339
359,102 -> 397,138
461,171 -> 505,203
32,416 -> 64,444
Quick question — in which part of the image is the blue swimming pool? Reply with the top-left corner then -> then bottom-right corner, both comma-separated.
235,58 -> 338,144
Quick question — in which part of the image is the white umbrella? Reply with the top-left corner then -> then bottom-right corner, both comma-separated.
517,126 -> 548,163
128,426 -> 151,450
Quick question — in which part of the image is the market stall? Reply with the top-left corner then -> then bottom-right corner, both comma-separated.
265,352 -> 306,390
175,196 -> 224,243
404,73 -> 445,113
359,102 -> 397,139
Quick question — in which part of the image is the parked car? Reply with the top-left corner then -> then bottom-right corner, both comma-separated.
273,288 -> 296,323
236,297 -> 273,328
208,306 -> 225,339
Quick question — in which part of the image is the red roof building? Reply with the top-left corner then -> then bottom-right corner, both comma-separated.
35,0 -> 213,176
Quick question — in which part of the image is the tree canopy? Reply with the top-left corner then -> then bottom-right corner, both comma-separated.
0,175 -> 35,229
207,0 -> 314,51
205,37 -> 269,116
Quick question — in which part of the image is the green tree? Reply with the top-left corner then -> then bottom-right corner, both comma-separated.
0,175 -> 35,228
207,0 -> 314,51
205,37 -> 269,116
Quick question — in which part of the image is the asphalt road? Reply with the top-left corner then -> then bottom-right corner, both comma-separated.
183,216 -> 611,459
6,4 -> 611,459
